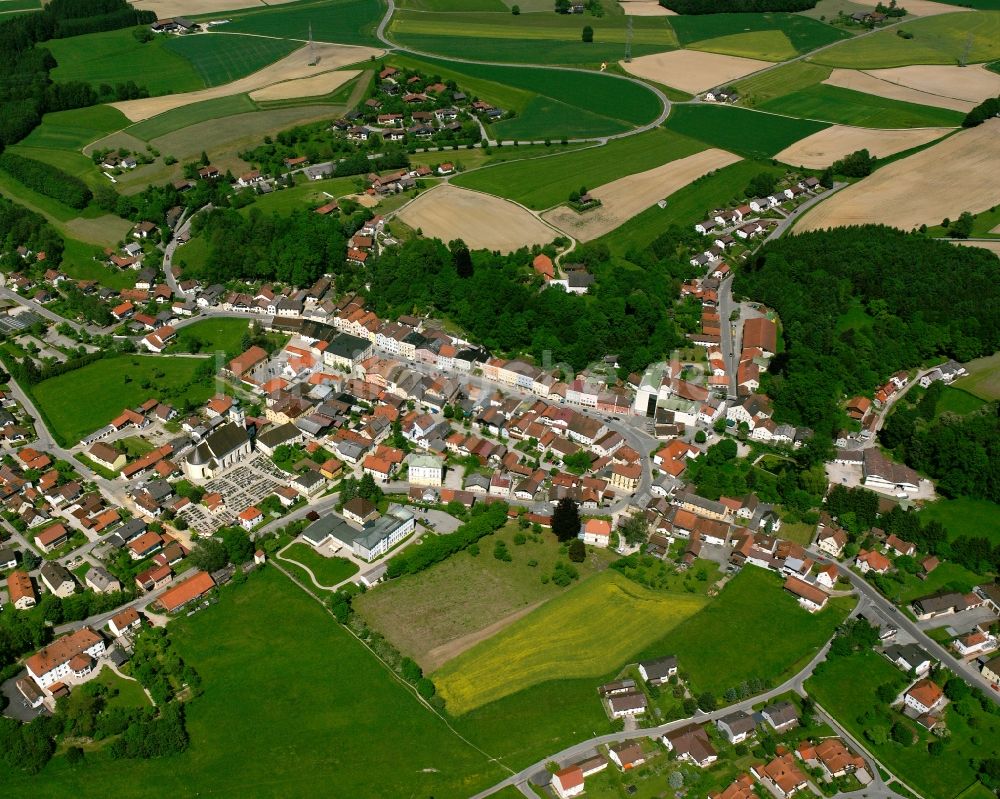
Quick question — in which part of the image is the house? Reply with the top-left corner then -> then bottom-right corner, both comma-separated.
407,453 -> 444,487
904,679 -> 944,714
135,563 -> 173,593
798,738 -> 867,781
637,655 -> 677,685
954,628 -> 996,657
761,700 -> 799,732
711,774 -> 756,799
551,766 -> 585,799
886,534 -> 915,557
607,691 -> 647,718
39,561 -> 76,598
35,522 -> 69,553
343,497 -> 378,525
752,753 -> 809,798
862,448 -> 920,494
157,570 -> 215,613
717,710 -> 757,744
982,654 -> 1000,686
108,607 -> 142,637
579,518 -> 611,548
882,643 -> 933,675
856,548 -> 891,575
662,724 -> 717,767
26,627 -> 106,688
609,742 -> 646,770
239,506 -> 264,530
912,590 -> 981,620
85,566 -> 121,594
784,575 -> 828,612
128,531 -> 164,560
88,441 -> 126,471
0,548 -> 17,570
815,522 -> 847,558
8,570 -> 37,610
742,317 -> 777,357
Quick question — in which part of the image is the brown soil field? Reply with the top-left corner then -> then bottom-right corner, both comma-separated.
133,0 -> 297,15
863,64 -> 1000,104
622,49 -> 771,94
797,119 -> 1000,232
954,240 -> 1000,257
248,69 -> 359,101
619,0 -> 676,15
823,68 -> 973,112
543,148 -> 741,241
897,0 -> 971,15
112,41 -> 382,121
775,124 -> 951,168
396,184 -> 556,252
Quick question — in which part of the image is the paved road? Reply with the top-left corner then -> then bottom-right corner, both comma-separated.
53,586 -> 170,636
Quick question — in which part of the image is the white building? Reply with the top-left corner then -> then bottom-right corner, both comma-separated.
406,453 -> 444,487
26,627 -> 106,689
183,422 -> 252,481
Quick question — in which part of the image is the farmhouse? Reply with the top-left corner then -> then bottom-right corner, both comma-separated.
862,448 -> 920,494
551,766 -> 585,799
26,627 -> 106,689
912,590 -> 982,620
609,742 -> 646,770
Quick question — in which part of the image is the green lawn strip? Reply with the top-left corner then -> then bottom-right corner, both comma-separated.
806,649 -> 1000,799
1,568 -> 505,798
808,11 -> 1000,68
29,354 -> 216,446
166,318 -> 253,356
47,30 -> 205,95
598,159 -> 782,254
163,33 -> 298,88
934,386 -> 987,417
453,128 -> 705,209
668,11 -> 851,52
281,542 -> 359,586
919,497 -> 1000,545
665,104 -> 828,160
758,84 -> 964,128
220,0 -> 383,47
0,0 -> 46,10
127,94 -> 259,142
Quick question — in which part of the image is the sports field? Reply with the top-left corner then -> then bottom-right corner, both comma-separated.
759,83 -> 965,127
164,34 -> 298,88
433,570 -> 708,715
0,569 -> 505,798
452,129 -> 705,209
29,355 -> 217,445
669,12 -> 851,53
809,11 -> 1000,67
664,104 -> 828,159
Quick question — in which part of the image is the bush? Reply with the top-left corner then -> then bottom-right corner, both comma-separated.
582,25 -> 593,42
568,538 -> 586,562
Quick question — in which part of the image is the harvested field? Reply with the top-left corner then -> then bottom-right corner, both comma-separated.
775,124 -> 951,168
954,240 -> 1000,257
797,119 -> 1000,232
824,68 -> 974,112
544,148 -> 741,241
900,0 -> 971,14
622,49 -> 771,93
864,64 -> 1000,103
112,41 -> 382,121
133,0 -> 297,14
249,69 -> 359,101
619,0 -> 676,14
396,185 -> 555,252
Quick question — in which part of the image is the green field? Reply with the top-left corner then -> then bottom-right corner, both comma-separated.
92,668 -> 152,710
664,104 -> 828,160
222,0 -> 383,47
758,83 -> 965,127
807,649 -> 1000,799
164,34 -> 298,87
669,12 -> 851,53
29,355 -> 216,445
167,318 -> 253,355
894,560 -> 990,604
689,29 -> 798,61
19,106 -> 131,152
0,0 -> 43,11
59,238 -> 137,290
397,0 -> 507,9
47,29 -> 205,95
953,352 -> 1000,400
735,61 -> 832,105
598,159 -> 782,253
452,128 -> 706,209
920,497 -> 1000,545
389,10 -> 677,65
434,570 -> 708,715
127,94 -> 259,141
935,386 -> 987,416
280,542 -> 359,586
809,11 -> 1000,67
0,569 -> 504,798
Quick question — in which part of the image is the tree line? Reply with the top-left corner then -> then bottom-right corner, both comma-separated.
963,96 -> 999,128
0,152 -> 92,209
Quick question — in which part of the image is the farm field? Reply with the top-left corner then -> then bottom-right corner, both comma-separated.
809,11 -> 1000,67
167,318 -> 253,355
222,0 -> 384,47
433,570 -> 708,715
823,69 -> 976,112
797,119 -> 1000,231
807,649 -> 1000,799
133,0 -> 299,13
758,84 -> 965,127
249,69 -> 359,101
953,351 -> 1000,400
397,0 -> 507,8
18,106 -> 132,153
111,42 -> 381,122
668,12 -> 851,53
125,94 -> 258,141
688,29 -> 798,61
735,60 -> 832,105
395,185 -> 556,252
620,0 -> 674,14
451,128 -> 706,209
354,524 -> 615,671
0,569 -> 504,798
163,33 -> 298,88
868,62 -> 1000,101
774,124 -> 950,168
622,49 -> 771,94
29,355 -> 216,445
543,148 -> 742,241
280,542 -> 359,586
920,497 -> 1000,545
47,29 -> 204,96
664,104 -> 828,159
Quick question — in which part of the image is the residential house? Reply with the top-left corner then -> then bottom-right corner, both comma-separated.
157,570 -> 215,613
39,562 -> 76,598
882,643 -> 933,676
609,742 -> 646,771
856,549 -> 891,575
904,679 -> 944,714
579,518 -> 611,548
717,711 -> 757,744
638,655 -> 678,685
108,607 -> 142,637
8,571 -> 37,610
85,566 -> 121,594
551,766 -> 585,799
751,753 -> 809,798
26,627 -> 106,688
607,691 -> 647,718
662,724 -> 717,768
761,701 -> 799,733
784,576 -> 828,612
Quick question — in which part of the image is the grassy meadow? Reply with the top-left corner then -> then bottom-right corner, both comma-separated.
920,497 -> 1000,545
280,542 -> 359,586
758,84 -> 965,128
163,34 -> 297,88
669,12 -> 851,53
664,104 -> 828,160
735,61 -> 832,105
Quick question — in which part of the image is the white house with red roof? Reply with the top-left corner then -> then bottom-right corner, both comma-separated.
580,518 -> 611,548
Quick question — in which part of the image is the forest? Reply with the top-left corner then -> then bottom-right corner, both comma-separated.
0,196 -> 64,267
0,152 -> 92,209
659,0 -> 817,12
734,226 -> 1000,438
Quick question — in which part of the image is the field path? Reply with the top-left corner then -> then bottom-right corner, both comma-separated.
422,601 -> 545,673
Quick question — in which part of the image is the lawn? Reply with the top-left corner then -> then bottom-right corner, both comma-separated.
92,668 -> 151,709
935,386 -> 986,417
758,84 -> 965,128
222,0 -> 383,47
953,351 -> 1000,400
29,354 -> 216,445
18,105 -> 131,152
598,160 -> 782,253
59,237 -> 137,290
1,568 -> 505,798
636,567 -> 854,697
809,11 -> 1000,67
689,29 -> 798,61
47,29 -> 205,95
355,523 -> 616,670
893,561 -> 990,604
127,94 -> 258,142
668,12 -> 851,53
735,60 -> 832,105
836,299 -> 874,333
167,318 -> 253,356
433,570 -> 708,715
664,104 -> 828,160
920,497 -> 1000,545
807,649 -> 1000,799
163,33 -> 297,88
452,128 -> 706,209
280,542 -> 359,586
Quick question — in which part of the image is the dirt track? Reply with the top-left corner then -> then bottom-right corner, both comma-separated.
396,185 -> 556,253
112,40 -> 382,121
797,119 -> 1000,232
775,124 -> 950,168
422,602 -> 544,672
544,148 -> 741,241
622,49 -> 772,94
